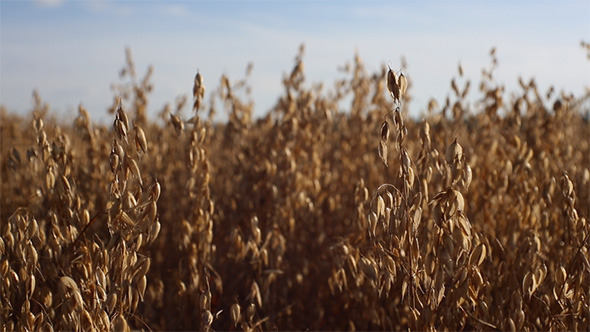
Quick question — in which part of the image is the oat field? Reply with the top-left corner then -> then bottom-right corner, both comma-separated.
1,46 -> 589,331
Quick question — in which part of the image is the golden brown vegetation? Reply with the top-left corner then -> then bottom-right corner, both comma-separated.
1,45 -> 589,331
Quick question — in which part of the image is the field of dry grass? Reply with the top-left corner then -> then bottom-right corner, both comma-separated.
1,45 -> 589,331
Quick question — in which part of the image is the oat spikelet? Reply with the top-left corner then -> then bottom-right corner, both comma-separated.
193,71 -> 205,112
379,140 -> 389,167
398,71 -> 408,97
387,65 -> 400,103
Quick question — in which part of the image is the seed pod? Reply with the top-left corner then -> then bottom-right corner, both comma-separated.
113,140 -> 125,161
420,121 -> 431,146
377,195 -> 385,217
561,173 -> 574,197
37,131 -> 47,147
379,140 -> 388,167
112,315 -> 130,332
398,71 -> 408,97
134,233 -> 143,250
25,241 -> 38,267
393,109 -> 403,128
145,200 -> 157,224
45,168 -> 55,190
462,164 -> 472,191
384,254 -> 396,275
96,268 -> 107,290
446,138 -> 462,166
523,270 -> 534,293
407,167 -> 415,189
246,303 -> 256,323
116,104 -> 129,131
132,256 -> 151,282
469,243 -> 487,266
60,175 -> 71,193
26,274 -> 36,296
359,256 -> 377,280
402,149 -> 411,170
127,158 -> 142,186
423,179 -> 434,203
124,191 -> 137,210
387,67 -> 400,102
80,209 -> 90,228
401,280 -> 408,300
193,72 -> 205,112
385,190 -> 395,207
59,276 -> 83,308
151,181 -> 161,201
114,118 -> 128,142
134,126 -> 148,154
136,275 -> 147,301
194,72 -> 205,98
556,266 -> 567,285
194,72 -> 203,95
33,117 -> 44,132
230,302 -> 241,326
252,226 -> 261,246
251,281 -> 262,307
536,263 -> 547,285
368,211 -> 378,238
170,113 -> 184,135
149,220 -> 161,242
380,121 -> 389,141
453,190 -> 465,211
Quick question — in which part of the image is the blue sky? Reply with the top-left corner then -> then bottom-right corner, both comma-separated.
1,0 -> 589,123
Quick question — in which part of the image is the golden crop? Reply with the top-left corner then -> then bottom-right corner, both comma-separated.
1,45 -> 589,331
